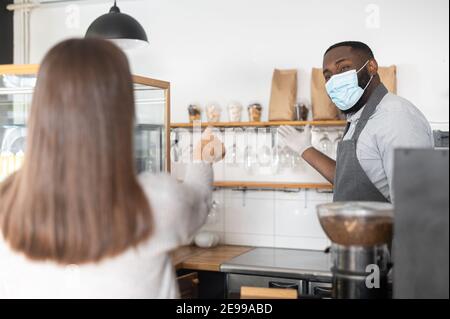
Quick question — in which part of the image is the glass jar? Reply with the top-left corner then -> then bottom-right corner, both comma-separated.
248,103 -> 262,122
188,104 -> 202,123
227,102 -> 243,122
206,103 -> 221,122
295,102 -> 309,121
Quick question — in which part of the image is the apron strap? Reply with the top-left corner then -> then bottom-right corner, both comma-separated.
343,121 -> 351,136
351,83 -> 388,141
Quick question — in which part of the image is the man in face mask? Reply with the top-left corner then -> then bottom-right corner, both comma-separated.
279,41 -> 434,202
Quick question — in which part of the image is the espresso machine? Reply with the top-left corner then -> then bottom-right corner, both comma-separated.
317,202 -> 394,299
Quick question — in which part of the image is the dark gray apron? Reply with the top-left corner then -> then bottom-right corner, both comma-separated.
333,84 -> 390,203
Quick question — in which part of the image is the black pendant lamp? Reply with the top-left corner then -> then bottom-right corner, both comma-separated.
85,0 -> 148,49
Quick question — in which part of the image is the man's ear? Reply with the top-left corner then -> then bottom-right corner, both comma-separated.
368,59 -> 378,76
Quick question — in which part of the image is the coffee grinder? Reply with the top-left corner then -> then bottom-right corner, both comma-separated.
317,202 -> 394,299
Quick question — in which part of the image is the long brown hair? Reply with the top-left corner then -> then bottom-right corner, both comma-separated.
0,38 -> 153,264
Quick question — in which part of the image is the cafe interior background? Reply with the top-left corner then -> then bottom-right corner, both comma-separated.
1,0 -> 449,250
0,0 -> 448,299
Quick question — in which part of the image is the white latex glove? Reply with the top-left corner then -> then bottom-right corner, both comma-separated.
193,127 -> 226,163
278,125 -> 312,156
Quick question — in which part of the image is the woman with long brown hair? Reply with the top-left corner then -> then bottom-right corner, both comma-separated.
0,38 -> 223,298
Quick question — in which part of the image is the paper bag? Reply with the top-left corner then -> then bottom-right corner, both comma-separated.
268,69 -> 297,121
311,68 -> 341,120
378,65 -> 397,93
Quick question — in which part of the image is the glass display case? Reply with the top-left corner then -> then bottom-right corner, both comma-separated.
0,64 -> 170,182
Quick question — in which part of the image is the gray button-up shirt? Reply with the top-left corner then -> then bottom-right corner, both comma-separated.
343,92 -> 434,202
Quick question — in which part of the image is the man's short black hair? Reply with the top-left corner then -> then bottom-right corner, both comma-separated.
324,41 -> 374,59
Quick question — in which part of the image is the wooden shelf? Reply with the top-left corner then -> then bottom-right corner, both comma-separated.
213,181 -> 333,190
170,120 -> 346,129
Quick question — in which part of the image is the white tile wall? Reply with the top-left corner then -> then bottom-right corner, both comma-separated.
274,200 -> 325,238
223,189 -> 275,200
196,188 -> 333,250
224,197 -> 274,235
224,233 -> 275,247
274,236 -> 330,251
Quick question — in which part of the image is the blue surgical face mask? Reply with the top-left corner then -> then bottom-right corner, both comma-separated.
325,60 -> 374,111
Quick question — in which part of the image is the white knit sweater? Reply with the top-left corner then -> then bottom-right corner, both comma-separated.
0,163 -> 213,299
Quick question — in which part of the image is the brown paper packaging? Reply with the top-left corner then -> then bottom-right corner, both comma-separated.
268,69 -> 298,121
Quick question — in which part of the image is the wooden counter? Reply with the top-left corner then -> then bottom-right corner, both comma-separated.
171,245 -> 253,272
